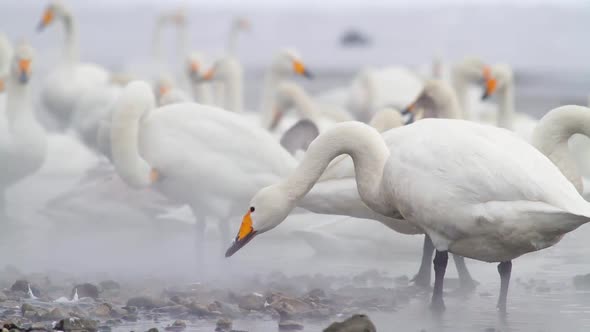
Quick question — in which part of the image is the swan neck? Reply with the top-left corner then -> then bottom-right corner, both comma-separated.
532,107 -> 590,193
110,86 -> 155,188
152,19 -> 164,65
497,81 -> 514,129
260,71 -> 280,127
176,23 -> 188,64
61,14 -> 79,64
6,78 -> 33,125
289,87 -> 316,120
224,65 -> 243,112
226,26 -> 238,56
436,90 -> 463,120
281,122 -> 392,215
451,76 -> 469,120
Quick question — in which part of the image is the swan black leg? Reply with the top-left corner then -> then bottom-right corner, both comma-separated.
411,235 -> 434,288
497,261 -> 512,313
453,255 -> 479,292
431,250 -> 448,312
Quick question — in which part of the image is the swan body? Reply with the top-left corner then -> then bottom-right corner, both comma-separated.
0,44 -> 47,208
228,118 -> 590,310
37,1 -> 110,129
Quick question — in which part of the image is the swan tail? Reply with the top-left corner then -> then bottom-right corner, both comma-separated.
110,81 -> 156,188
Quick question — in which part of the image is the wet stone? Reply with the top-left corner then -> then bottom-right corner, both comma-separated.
97,325 -> 112,332
278,320 -> 304,331
164,320 -> 186,331
72,283 -> 100,300
215,317 -> 232,332
323,314 -> 376,332
10,280 -> 40,296
0,291 -> 7,302
231,293 -> 265,311
41,307 -> 66,321
93,303 -> 113,317
54,317 -> 98,332
186,302 -> 216,317
146,328 -> 159,332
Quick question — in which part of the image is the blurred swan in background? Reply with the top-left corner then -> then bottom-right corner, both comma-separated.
0,33 -> 13,103
226,118 -> 590,312
0,43 -> 47,213
269,81 -> 353,132
202,49 -> 313,124
36,0 -> 110,130
226,17 -> 250,57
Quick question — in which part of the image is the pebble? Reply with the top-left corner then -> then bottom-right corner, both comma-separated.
164,320 -> 186,331
323,314 -> 376,332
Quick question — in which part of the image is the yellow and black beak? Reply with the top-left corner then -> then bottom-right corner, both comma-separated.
481,66 -> 497,100
37,8 -> 54,32
401,101 -> 416,116
18,59 -> 31,84
225,210 -> 257,257
293,60 -> 313,79
0,79 -> 4,93
189,61 -> 199,75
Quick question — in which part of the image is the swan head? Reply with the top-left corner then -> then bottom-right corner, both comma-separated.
186,52 -> 205,82
481,64 -> 512,100
225,184 -> 294,257
402,79 -> 455,119
37,1 -> 69,31
200,57 -> 240,82
153,75 -> 175,102
272,49 -> 313,79
232,17 -> 251,32
10,43 -> 34,85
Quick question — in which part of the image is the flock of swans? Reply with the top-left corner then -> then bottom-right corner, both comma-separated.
2,0 -> 590,315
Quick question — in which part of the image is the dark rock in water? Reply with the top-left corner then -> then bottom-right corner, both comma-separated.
126,296 -> 165,309
122,313 -> 138,322
99,280 -> 120,291
230,293 -> 266,311
21,303 -> 34,316
278,320 -> 304,331
54,317 -> 98,332
164,320 -> 186,331
147,328 -> 159,332
10,280 -> 40,297
267,293 -> 313,319
72,283 -> 100,300
215,317 -> 232,332
573,274 -> 590,290
340,29 -> 371,47
323,314 -> 376,332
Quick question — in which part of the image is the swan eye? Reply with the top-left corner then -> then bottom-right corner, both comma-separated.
250,207 -> 255,213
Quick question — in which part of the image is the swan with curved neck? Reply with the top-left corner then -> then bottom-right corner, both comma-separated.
37,1 -> 110,129
402,79 -> 463,121
227,117 -> 590,312
186,52 -> 213,105
0,43 -> 47,211
202,57 -> 243,112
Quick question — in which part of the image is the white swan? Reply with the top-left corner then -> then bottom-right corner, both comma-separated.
0,43 -> 47,211
110,81 -> 297,255
226,117 -> 590,312
37,1 -> 110,129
